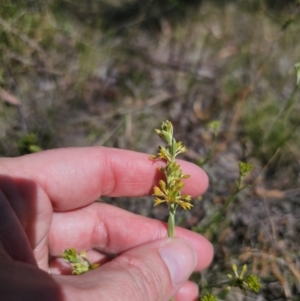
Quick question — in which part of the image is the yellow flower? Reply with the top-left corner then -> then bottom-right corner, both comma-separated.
227,264 -> 261,293
153,181 -> 193,210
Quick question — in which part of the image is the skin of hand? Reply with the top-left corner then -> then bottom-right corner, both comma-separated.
0,147 -> 213,301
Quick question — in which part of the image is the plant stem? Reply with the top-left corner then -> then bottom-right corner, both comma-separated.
169,137 -> 176,301
199,175 -> 248,233
168,134 -> 177,238
153,121 -> 191,301
201,280 -> 232,289
168,205 -> 176,301
168,203 -> 176,238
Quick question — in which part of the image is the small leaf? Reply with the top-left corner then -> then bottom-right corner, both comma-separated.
91,263 -> 100,270
239,161 -> 253,177
62,248 -> 79,263
208,120 -> 221,131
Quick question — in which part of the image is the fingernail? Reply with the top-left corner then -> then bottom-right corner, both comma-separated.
158,239 -> 197,285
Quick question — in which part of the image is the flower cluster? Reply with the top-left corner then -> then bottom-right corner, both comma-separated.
201,293 -> 217,301
151,120 -> 192,211
238,161 -> 253,178
62,248 -> 99,275
227,264 -> 261,293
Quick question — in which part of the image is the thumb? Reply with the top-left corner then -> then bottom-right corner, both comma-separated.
59,238 -> 198,301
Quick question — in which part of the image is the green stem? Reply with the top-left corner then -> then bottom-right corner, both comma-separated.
199,176 -> 248,233
167,135 -> 177,238
198,129 -> 219,167
167,128 -> 180,301
168,206 -> 176,301
201,280 -> 232,290
168,204 -> 176,238
168,185 -> 176,301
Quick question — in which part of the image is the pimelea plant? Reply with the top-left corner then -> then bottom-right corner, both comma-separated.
62,248 -> 99,275
62,120 -> 261,301
152,122 -> 260,301
150,120 -> 192,238
150,120 -> 193,301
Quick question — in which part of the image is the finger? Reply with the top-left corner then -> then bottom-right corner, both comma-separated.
0,190 -> 36,265
49,203 -> 213,271
0,172 -> 53,269
0,147 -> 208,210
175,281 -> 199,301
56,238 -> 198,301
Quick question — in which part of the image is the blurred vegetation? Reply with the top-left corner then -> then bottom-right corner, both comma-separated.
1,0 -> 300,300
17,132 -> 42,154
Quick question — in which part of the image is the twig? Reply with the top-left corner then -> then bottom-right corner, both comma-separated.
0,87 -> 20,106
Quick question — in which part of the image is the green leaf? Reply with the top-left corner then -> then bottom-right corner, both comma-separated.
238,161 -> 253,177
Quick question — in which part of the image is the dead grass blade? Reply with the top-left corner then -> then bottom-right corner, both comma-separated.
0,87 -> 20,106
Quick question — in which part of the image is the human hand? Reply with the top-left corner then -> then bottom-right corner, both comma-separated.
0,147 -> 213,301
